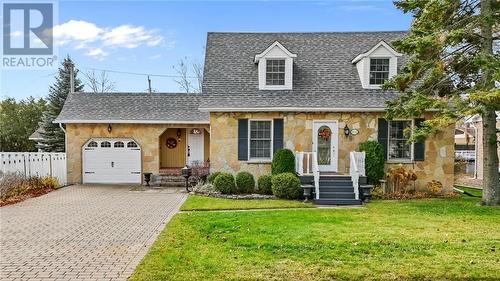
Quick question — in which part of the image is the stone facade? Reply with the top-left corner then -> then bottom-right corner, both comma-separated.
65,123 -> 209,184
209,112 -> 455,191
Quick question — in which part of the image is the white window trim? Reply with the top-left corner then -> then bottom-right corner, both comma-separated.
248,119 -> 274,161
260,57 -> 292,90
265,58 -> 286,87
387,119 -> 414,163
368,57 -> 391,87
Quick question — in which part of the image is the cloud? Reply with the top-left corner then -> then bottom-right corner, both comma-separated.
52,20 -> 167,60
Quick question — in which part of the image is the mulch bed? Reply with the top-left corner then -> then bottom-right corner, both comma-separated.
191,192 -> 276,200
0,187 -> 55,207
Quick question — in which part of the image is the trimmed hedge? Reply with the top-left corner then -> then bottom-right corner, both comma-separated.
271,172 -> 302,199
257,175 -> 273,195
207,172 -> 222,184
359,140 -> 385,185
235,172 -> 255,194
213,173 -> 236,194
271,149 -> 296,175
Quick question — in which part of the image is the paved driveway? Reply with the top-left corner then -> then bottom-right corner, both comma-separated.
0,185 -> 186,281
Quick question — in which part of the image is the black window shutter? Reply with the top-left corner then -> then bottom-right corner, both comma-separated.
378,118 -> 388,160
273,119 -> 284,155
238,119 -> 248,161
414,118 -> 425,161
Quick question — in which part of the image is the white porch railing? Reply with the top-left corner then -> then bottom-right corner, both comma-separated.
295,151 -> 320,200
0,152 -> 67,185
455,150 -> 475,161
349,151 -> 366,200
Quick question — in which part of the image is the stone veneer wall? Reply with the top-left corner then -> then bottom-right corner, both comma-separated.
65,123 -> 209,184
209,112 -> 455,191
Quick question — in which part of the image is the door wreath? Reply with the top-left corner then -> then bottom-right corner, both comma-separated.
166,137 -> 177,149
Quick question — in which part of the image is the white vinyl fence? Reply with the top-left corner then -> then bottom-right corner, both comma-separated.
0,153 -> 67,185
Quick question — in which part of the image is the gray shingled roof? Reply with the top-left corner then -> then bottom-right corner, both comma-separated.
200,31 -> 407,110
55,92 -> 209,123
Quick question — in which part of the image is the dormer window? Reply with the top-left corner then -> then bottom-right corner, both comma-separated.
352,41 -> 402,89
266,59 -> 285,85
369,58 -> 390,85
255,41 -> 296,90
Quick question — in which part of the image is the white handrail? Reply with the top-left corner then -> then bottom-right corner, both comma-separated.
311,152 -> 320,200
295,151 -> 320,200
349,151 -> 365,200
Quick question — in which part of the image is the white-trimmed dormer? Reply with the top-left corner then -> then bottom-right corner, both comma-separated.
255,41 -> 297,90
352,41 -> 402,89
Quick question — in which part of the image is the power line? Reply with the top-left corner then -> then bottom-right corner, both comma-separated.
80,66 -> 198,79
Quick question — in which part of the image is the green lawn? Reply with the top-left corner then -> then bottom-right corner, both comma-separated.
180,195 -> 314,211
130,194 -> 500,281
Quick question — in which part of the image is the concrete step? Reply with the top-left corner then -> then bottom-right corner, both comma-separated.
314,198 -> 362,206
319,186 -> 354,193
319,192 -> 355,199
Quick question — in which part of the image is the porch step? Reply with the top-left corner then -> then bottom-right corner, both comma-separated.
318,186 -> 354,193
319,180 -> 353,186
314,198 -> 362,206
318,192 -> 355,199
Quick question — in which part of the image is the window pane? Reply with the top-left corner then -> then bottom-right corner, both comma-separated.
249,121 -> 272,158
369,58 -> 390,85
266,59 -> 286,86
388,120 -> 412,160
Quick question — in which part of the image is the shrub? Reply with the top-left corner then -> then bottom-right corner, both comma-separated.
258,175 -> 273,195
271,172 -> 302,199
359,140 -> 385,185
426,180 -> 443,195
235,172 -> 255,194
41,176 -> 59,189
192,181 -> 217,194
272,149 -> 296,175
213,173 -> 237,194
207,172 -> 222,184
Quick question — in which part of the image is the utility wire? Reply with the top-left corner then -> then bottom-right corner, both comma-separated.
80,66 -> 198,79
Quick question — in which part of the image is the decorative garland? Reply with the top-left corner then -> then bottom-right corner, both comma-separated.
166,137 -> 177,149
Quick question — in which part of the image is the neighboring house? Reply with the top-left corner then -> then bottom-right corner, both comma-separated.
454,124 -> 475,161
55,31 -> 455,203
465,112 -> 500,179
28,127 -> 47,152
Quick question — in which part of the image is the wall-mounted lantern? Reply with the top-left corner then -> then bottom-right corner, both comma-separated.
176,128 -> 182,142
107,124 -> 112,133
344,124 -> 350,137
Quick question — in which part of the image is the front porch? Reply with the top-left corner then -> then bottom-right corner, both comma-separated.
295,151 -> 369,205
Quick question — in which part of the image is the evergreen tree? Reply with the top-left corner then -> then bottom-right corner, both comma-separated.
386,0 -> 499,205
40,57 -> 83,152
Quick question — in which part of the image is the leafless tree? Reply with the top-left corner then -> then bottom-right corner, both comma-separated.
84,70 -> 116,93
173,57 -> 203,93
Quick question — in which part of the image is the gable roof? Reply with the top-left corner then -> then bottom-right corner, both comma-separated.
201,31 -> 407,111
254,41 -> 297,63
55,92 -> 209,124
351,40 -> 403,63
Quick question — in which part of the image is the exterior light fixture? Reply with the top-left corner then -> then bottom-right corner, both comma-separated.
176,128 -> 182,142
344,124 -> 350,137
107,124 -> 112,133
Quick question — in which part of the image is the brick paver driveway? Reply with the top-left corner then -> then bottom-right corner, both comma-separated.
0,185 -> 186,281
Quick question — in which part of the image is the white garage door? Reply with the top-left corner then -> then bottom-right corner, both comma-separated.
82,138 -> 141,184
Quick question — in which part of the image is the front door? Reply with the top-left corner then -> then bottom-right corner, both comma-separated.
312,121 -> 338,172
187,128 -> 204,166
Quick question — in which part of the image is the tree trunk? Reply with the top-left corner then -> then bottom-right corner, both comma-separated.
479,0 -> 499,205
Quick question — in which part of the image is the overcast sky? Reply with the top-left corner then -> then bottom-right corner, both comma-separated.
1,0 -> 412,100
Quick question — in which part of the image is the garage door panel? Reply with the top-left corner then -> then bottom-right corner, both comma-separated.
83,138 -> 141,184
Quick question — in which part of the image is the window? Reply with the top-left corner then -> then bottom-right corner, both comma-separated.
87,141 -> 98,148
249,120 -> 272,159
127,141 -> 138,148
369,58 -> 390,85
114,141 -> 124,148
388,120 -> 412,160
100,141 -> 111,148
266,59 -> 285,85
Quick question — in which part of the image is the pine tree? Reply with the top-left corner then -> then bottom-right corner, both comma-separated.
386,0 -> 499,205
40,57 -> 83,152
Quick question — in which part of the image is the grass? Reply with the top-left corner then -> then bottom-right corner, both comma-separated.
180,195 -> 314,211
130,194 -> 500,281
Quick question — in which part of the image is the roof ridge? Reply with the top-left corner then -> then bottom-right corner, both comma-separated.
73,92 -> 202,95
207,30 -> 408,34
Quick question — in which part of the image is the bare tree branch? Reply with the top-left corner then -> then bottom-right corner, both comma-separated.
84,70 -> 116,93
